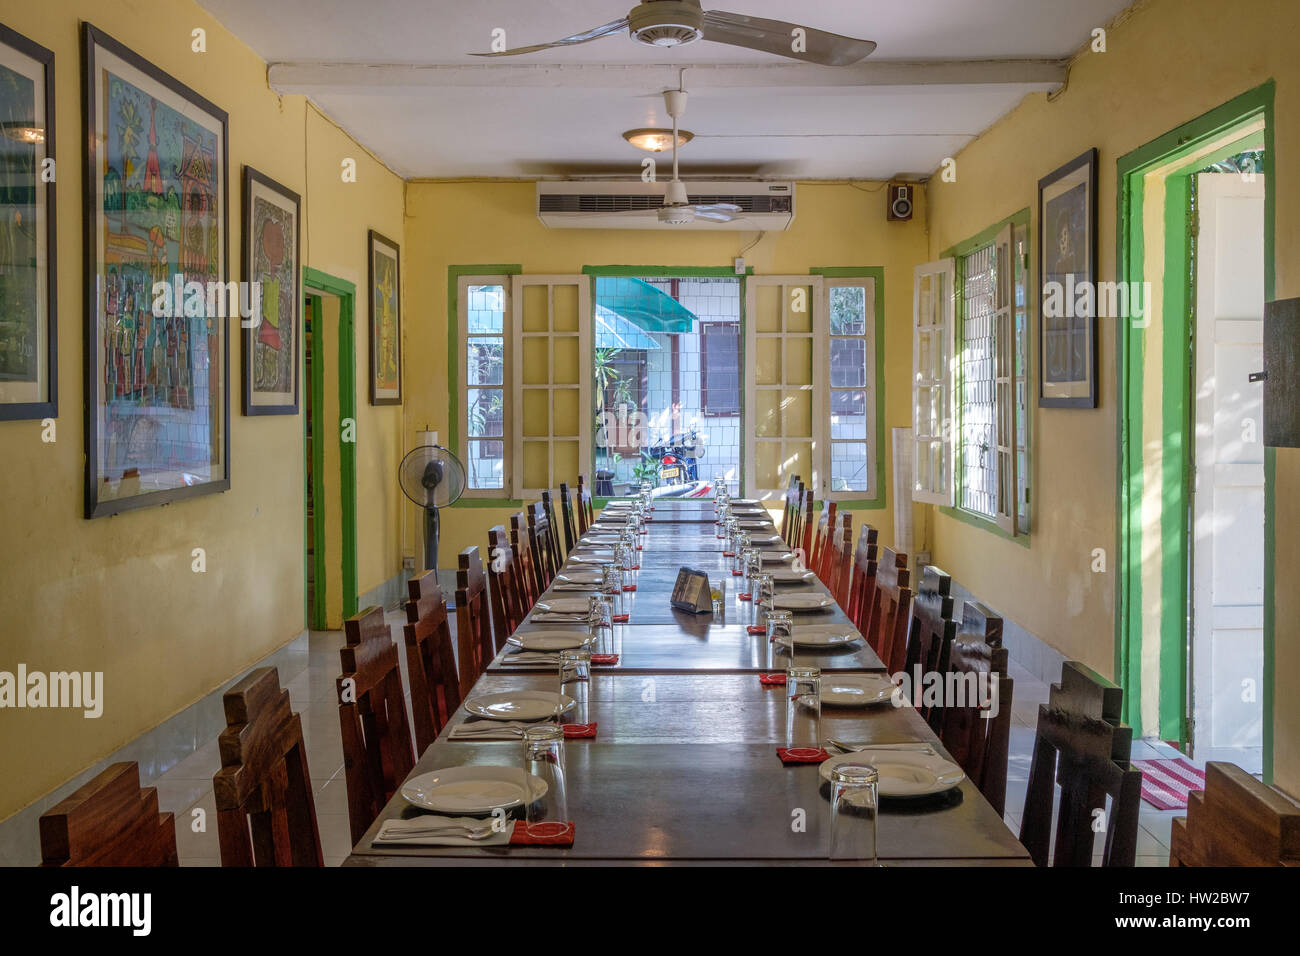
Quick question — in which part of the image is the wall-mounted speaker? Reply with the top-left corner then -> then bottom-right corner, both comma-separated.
887,183 -> 914,221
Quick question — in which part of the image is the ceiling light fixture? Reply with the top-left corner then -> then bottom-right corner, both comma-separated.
623,127 -> 693,152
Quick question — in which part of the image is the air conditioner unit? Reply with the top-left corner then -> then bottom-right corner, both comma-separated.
536,180 -> 796,230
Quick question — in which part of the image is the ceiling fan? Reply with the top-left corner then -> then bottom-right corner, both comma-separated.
471,0 -> 876,67
654,86 -> 739,225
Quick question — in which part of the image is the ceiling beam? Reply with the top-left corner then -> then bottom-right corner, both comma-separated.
268,59 -> 1067,95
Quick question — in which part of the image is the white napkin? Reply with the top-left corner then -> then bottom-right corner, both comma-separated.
375,816 -> 513,847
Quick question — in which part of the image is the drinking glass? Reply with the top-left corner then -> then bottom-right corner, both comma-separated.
828,763 -> 879,864
766,609 -> 794,646
559,647 -> 591,725
522,725 -> 568,824
785,665 -> 821,750
713,472 -> 727,500
755,572 -> 775,613
710,576 -> 726,617
599,563 -> 623,615
732,532 -> 751,573
587,593 -> 612,633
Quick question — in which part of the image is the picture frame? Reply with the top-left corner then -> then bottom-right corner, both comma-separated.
241,166 -> 300,415
1037,147 -> 1099,408
0,22 -> 56,421
368,229 -> 401,405
81,23 -> 230,517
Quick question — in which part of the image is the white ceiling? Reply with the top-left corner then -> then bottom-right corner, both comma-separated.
198,0 -> 1134,179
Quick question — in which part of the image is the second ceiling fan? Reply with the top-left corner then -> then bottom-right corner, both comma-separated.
471,0 -> 877,67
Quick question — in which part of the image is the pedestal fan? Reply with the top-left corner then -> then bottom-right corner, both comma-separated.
399,443 -> 466,572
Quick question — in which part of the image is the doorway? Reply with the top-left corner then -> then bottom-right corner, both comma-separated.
1116,83 -> 1275,778
303,268 -> 359,630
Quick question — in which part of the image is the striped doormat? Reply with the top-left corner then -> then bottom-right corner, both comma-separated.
1131,757 -> 1207,810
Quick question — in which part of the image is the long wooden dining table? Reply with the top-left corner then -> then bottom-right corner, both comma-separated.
344,497 -> 1031,866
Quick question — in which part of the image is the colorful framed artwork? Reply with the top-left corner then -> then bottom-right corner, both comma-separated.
1038,147 -> 1098,408
0,23 -> 56,421
81,24 -> 230,517
241,166 -> 300,415
368,229 -> 401,405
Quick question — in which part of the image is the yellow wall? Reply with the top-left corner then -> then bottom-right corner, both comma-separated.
923,0 -> 1298,793
0,0 -> 405,818
402,180 -> 929,568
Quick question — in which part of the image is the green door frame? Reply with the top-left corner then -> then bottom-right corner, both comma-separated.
1115,81 -> 1275,778
303,267 -> 360,626
581,265 -> 751,505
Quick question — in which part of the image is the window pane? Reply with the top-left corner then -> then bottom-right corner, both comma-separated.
830,391 -> 867,438
829,338 -> 866,388
467,388 -> 503,437
960,245 -> 996,517
829,286 -> 866,335
831,442 -> 869,492
467,439 -> 504,489
467,337 -> 503,385
467,284 -> 504,334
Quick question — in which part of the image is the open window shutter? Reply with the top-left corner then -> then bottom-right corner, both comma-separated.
744,276 -> 825,498
511,275 -> 591,498
992,224 -> 1018,534
912,259 -> 956,506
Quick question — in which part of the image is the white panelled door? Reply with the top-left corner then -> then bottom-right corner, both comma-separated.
1191,172 -> 1265,768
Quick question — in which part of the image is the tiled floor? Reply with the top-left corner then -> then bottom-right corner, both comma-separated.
140,611 -> 1193,866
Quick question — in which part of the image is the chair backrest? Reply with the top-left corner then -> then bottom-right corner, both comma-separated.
938,601 -> 1013,815
780,473 -> 802,542
793,485 -> 815,562
576,475 -> 594,534
338,605 -> 416,845
1020,661 -> 1142,867
527,501 -> 558,592
509,511 -> 540,608
39,762 -> 178,867
1170,761 -> 1300,866
455,546 -> 495,695
487,524 -> 526,649
866,547 -> 911,672
404,571 -> 460,755
558,482 -> 578,553
903,565 -> 957,730
846,523 -> 880,631
827,512 -> 854,607
213,667 -> 323,867
811,500 -> 838,582
540,490 -> 565,565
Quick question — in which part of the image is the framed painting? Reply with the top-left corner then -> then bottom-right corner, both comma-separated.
0,22 -> 56,421
1038,147 -> 1098,408
368,229 -> 401,405
241,166 -> 300,415
82,24 -> 230,517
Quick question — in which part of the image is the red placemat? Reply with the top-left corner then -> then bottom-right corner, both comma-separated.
747,625 -> 767,635
563,722 -> 598,739
759,672 -> 786,686
510,821 -> 575,846
777,747 -> 831,765
590,654 -> 619,665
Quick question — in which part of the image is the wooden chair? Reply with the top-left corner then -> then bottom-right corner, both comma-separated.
509,511 -> 540,609
404,571 -> 461,755
791,485 -> 815,564
826,512 -> 854,608
455,546 -> 495,695
576,474 -> 594,534
558,482 -> 578,553
1020,661 -> 1142,868
811,500 -> 838,583
213,667 -> 323,867
337,605 -> 416,845
487,524 -> 526,649
541,490 -> 566,564
527,501 -> 558,593
39,762 -> 177,867
865,547 -> 912,673
903,565 -> 957,730
1170,761 -> 1300,866
780,474 -> 802,544
846,523 -> 880,632
938,602 -> 1013,815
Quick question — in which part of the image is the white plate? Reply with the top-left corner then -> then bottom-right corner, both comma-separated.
774,625 -> 859,648
770,567 -> 816,582
818,750 -> 965,798
463,690 -> 576,721
771,593 -> 835,611
738,520 -> 774,529
818,673 -> 896,707
759,551 -> 797,563
555,571 -> 602,584
401,766 -> 548,814
535,597 -> 596,614
507,630 -> 593,651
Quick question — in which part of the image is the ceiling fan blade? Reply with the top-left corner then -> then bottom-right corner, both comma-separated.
693,209 -> 737,222
701,11 -> 875,66
469,17 -> 629,57
693,203 -> 742,213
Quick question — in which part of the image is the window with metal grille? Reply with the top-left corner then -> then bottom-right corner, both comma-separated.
700,322 -> 740,416
959,245 -> 997,517
461,280 -> 508,492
